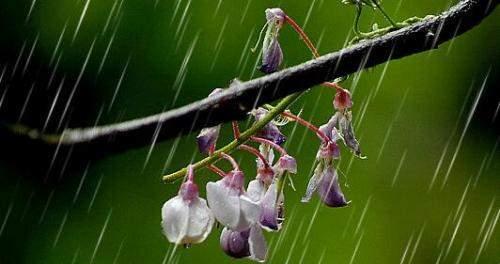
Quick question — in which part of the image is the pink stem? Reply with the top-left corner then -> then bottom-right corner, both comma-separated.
187,165 -> 194,181
207,164 -> 225,177
220,152 -> 240,170
239,144 -> 271,168
284,15 -> 343,93
284,15 -> 320,58
250,136 -> 287,156
281,111 -> 331,143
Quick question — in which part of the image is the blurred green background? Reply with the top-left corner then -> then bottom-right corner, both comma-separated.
0,0 -> 499,263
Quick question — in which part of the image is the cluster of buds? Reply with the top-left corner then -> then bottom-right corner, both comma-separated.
161,7 -> 364,262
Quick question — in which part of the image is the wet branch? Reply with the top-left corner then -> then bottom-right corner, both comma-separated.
2,0 -> 497,157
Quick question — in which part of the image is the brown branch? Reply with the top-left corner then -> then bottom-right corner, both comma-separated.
1,0 -> 497,157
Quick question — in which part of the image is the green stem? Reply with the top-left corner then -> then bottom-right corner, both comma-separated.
162,92 -> 302,183
371,0 -> 398,28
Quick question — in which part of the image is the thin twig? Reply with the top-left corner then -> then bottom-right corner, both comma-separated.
1,0 -> 496,159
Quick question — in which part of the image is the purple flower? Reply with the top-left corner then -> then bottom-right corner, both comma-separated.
161,167 -> 214,245
259,8 -> 286,74
197,126 -> 221,154
317,166 -> 349,207
252,108 -> 286,145
260,39 -> 283,74
301,163 -> 349,207
259,180 -> 285,231
206,170 -> 261,231
196,88 -> 224,154
220,225 -> 267,262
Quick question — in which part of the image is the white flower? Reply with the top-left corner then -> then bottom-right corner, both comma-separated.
206,170 -> 261,231
161,166 -> 214,245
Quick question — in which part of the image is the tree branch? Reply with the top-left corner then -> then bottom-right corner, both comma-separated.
2,0 -> 497,157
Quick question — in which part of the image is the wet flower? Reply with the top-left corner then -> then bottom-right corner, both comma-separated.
317,165 -> 349,207
206,170 -> 261,231
252,108 -> 286,145
220,225 -> 267,262
259,8 -> 286,73
301,162 -> 349,207
259,180 -> 285,231
196,88 -> 224,154
161,166 -> 214,245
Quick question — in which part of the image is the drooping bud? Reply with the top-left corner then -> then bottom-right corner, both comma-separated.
196,88 -> 224,154
259,8 -> 286,73
333,88 -> 353,110
252,108 -> 286,145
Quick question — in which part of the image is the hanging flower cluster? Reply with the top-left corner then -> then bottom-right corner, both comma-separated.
161,7 -> 364,262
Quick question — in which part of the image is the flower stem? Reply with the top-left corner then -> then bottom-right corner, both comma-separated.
284,15 -> 320,58
250,136 -> 288,156
220,152 -> 240,170
232,121 -> 241,139
280,110 -> 331,143
162,92 -> 302,183
284,14 -> 344,92
207,164 -> 226,177
238,144 -> 271,168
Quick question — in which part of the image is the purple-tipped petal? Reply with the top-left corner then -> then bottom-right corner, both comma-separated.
220,227 -> 251,259
317,166 -> 349,207
259,182 -> 283,231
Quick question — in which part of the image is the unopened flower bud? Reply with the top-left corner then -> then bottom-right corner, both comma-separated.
333,88 -> 353,110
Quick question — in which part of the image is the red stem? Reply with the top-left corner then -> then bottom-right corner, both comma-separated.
285,15 -> 343,93
250,136 -> 287,156
207,164 -> 225,177
281,111 -> 331,143
220,152 -> 240,170
232,121 -> 241,139
284,15 -> 320,58
239,144 -> 271,168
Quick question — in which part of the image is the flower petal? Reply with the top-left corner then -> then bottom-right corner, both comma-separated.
259,182 -> 282,231
248,225 -> 267,262
317,166 -> 349,207
339,111 -> 362,156
161,196 -> 189,244
206,182 -> 241,229
246,179 -> 266,202
185,197 -> 214,244
301,164 -> 322,203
